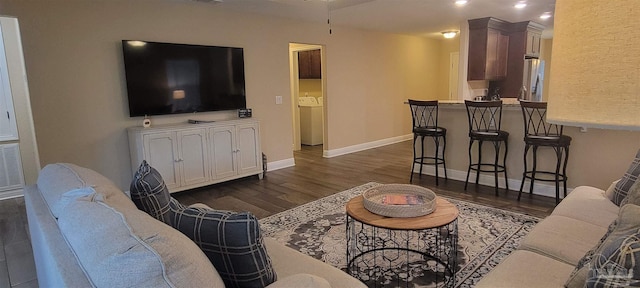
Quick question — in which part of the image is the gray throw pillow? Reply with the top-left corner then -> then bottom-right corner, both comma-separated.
58,187 -> 225,287
130,161 -> 277,288
620,180 -> 640,206
611,149 -> 640,206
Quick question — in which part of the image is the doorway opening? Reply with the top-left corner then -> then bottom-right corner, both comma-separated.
289,43 -> 325,158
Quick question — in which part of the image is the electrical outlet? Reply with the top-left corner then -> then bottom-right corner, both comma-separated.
275,96 -> 282,104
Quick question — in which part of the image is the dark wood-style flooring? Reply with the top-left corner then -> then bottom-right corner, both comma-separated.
0,140 -> 556,287
174,141 -> 556,219
0,197 -> 36,288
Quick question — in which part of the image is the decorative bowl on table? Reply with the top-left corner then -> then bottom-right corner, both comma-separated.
362,184 -> 437,218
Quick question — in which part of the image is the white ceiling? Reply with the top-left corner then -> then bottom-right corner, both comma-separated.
198,0 -> 556,38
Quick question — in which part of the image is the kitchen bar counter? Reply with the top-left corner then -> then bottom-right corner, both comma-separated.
438,98 -> 522,108
411,99 -> 640,199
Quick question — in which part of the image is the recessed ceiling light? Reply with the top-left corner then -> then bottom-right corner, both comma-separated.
514,2 -> 527,9
442,31 -> 458,39
540,12 -> 552,19
455,0 -> 468,6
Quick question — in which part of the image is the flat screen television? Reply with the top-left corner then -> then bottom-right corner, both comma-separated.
122,40 -> 246,117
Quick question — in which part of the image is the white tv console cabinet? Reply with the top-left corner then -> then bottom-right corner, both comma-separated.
128,118 -> 263,193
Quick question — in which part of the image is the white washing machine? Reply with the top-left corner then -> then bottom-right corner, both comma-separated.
298,97 -> 323,145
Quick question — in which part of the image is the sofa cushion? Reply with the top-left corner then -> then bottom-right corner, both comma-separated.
587,231 -> 640,287
130,160 -> 277,288
552,186 -> 619,228
611,149 -> 640,206
36,163 -> 121,218
265,274 -> 331,288
57,187 -> 225,288
519,215 -> 609,265
264,237 -> 367,288
475,250 -> 575,288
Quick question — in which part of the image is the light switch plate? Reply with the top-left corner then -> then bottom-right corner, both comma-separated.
275,96 -> 283,104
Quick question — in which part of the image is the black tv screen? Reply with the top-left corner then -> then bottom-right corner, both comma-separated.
122,40 -> 246,117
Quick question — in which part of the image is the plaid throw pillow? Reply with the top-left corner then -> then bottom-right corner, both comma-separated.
130,161 -> 277,288
129,160 -> 173,225
587,232 -> 640,287
566,220 -> 619,288
611,150 -> 640,206
173,206 -> 276,288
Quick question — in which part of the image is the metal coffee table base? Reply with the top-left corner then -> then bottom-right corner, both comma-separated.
346,215 -> 458,288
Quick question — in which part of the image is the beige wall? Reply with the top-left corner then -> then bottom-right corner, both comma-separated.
323,31 -> 442,149
0,0 -> 446,189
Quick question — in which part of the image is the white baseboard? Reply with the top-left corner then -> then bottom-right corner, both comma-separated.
324,134 -> 413,158
267,135 -> 412,172
267,158 -> 295,172
265,136 -> 567,199
415,164 -> 572,199
0,188 -> 24,201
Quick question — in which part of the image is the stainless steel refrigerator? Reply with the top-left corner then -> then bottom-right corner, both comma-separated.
520,58 -> 545,101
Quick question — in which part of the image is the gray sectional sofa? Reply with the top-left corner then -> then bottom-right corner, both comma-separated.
477,170 -> 640,287
476,185 -> 619,287
25,163 -> 366,288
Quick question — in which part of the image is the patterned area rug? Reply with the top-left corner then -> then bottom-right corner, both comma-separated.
260,182 -> 541,287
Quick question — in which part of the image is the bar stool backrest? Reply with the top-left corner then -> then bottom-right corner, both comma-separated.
464,100 -> 503,133
408,100 -> 439,131
520,100 -> 564,137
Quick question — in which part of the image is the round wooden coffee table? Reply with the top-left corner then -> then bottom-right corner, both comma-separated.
345,194 -> 459,287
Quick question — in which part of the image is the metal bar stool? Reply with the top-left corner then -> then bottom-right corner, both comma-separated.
408,99 -> 447,185
464,100 -> 509,195
518,100 -> 571,204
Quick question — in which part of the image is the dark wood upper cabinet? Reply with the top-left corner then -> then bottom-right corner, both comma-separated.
467,17 -> 545,98
496,33 -> 510,77
298,49 -> 321,79
467,18 -> 510,81
499,21 -> 545,98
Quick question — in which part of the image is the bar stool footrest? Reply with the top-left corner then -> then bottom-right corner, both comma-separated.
414,157 -> 446,166
522,171 -> 567,182
469,163 -> 507,173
